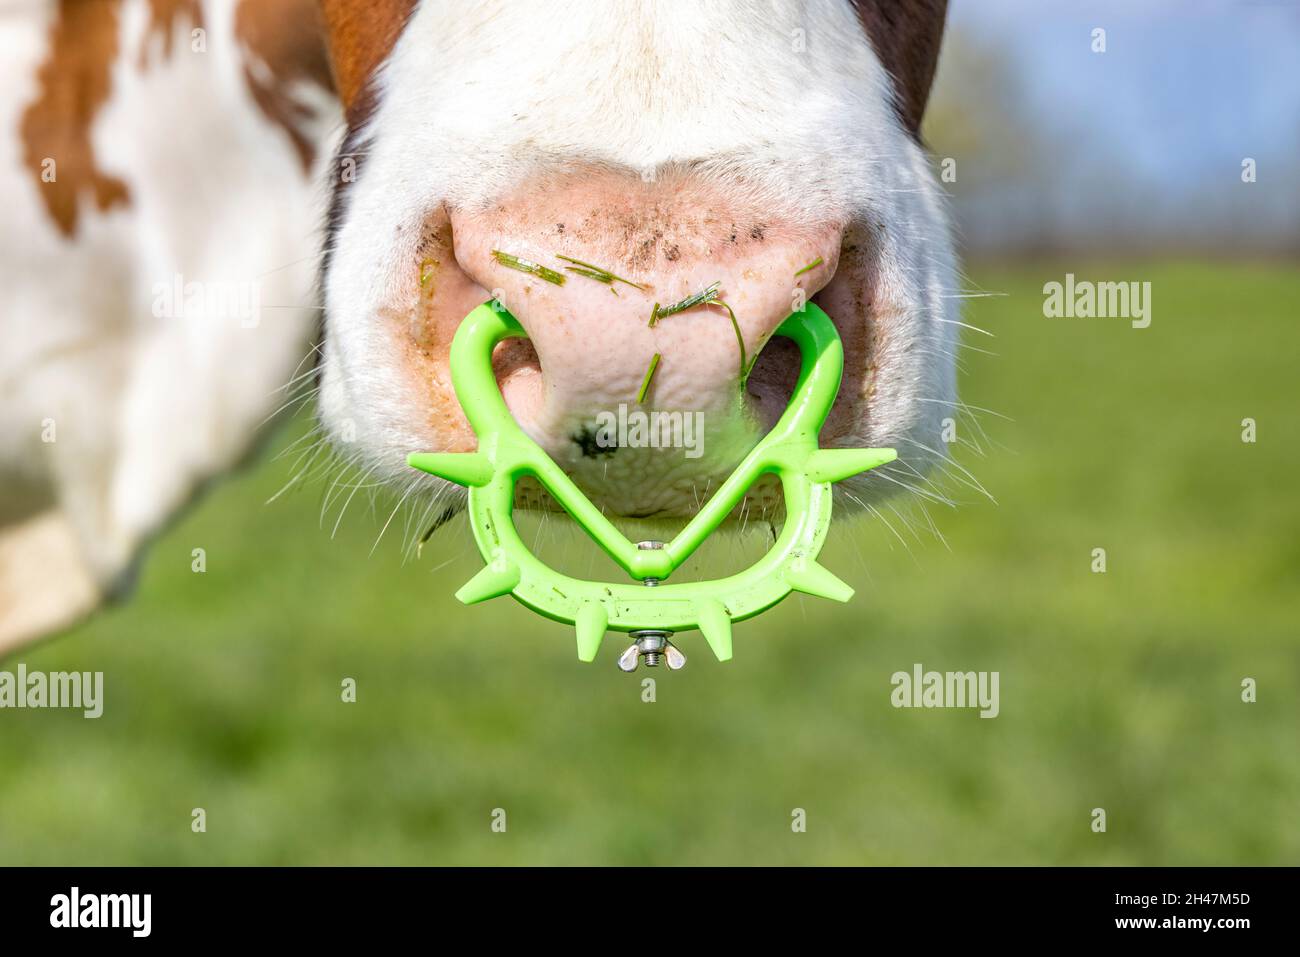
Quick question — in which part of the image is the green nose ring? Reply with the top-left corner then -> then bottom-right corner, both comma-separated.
407,301 -> 895,669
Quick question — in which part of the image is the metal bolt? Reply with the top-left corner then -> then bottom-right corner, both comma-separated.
631,630 -> 668,667
620,629 -> 683,672
636,542 -> 666,587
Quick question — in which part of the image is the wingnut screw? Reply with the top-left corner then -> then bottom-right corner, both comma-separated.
634,630 -> 667,667
622,630 -> 680,671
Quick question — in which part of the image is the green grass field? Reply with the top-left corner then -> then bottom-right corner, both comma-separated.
2,260 -> 1296,865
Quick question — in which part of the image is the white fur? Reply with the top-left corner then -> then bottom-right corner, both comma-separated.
320,0 -> 958,496
0,0 -> 341,650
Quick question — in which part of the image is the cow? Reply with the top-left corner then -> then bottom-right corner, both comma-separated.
0,0 -> 955,652
0,0 -> 339,650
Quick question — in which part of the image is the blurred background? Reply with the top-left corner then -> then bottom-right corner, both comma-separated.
1,0 -> 1296,864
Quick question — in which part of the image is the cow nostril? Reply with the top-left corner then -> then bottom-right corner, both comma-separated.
746,336 -> 800,388
743,336 -> 803,427
490,336 -> 539,378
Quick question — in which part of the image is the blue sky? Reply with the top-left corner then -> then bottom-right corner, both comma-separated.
941,0 -> 1300,249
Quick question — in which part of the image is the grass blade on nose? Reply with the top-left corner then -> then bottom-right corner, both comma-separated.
491,250 -> 566,285
794,256 -> 824,277
648,281 -> 720,326
647,282 -> 752,385
636,353 -> 661,404
556,254 -> 645,290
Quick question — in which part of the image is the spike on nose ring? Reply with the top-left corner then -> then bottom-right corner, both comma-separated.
408,301 -> 895,668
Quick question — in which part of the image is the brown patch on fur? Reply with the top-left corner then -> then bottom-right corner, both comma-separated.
20,0 -> 216,237
140,0 -> 203,65
20,0 -> 131,238
235,0 -> 334,170
318,0 -> 417,122
851,0 -> 948,136
317,0 -> 416,287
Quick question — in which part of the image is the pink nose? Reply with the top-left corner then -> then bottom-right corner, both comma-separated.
449,170 -> 841,515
